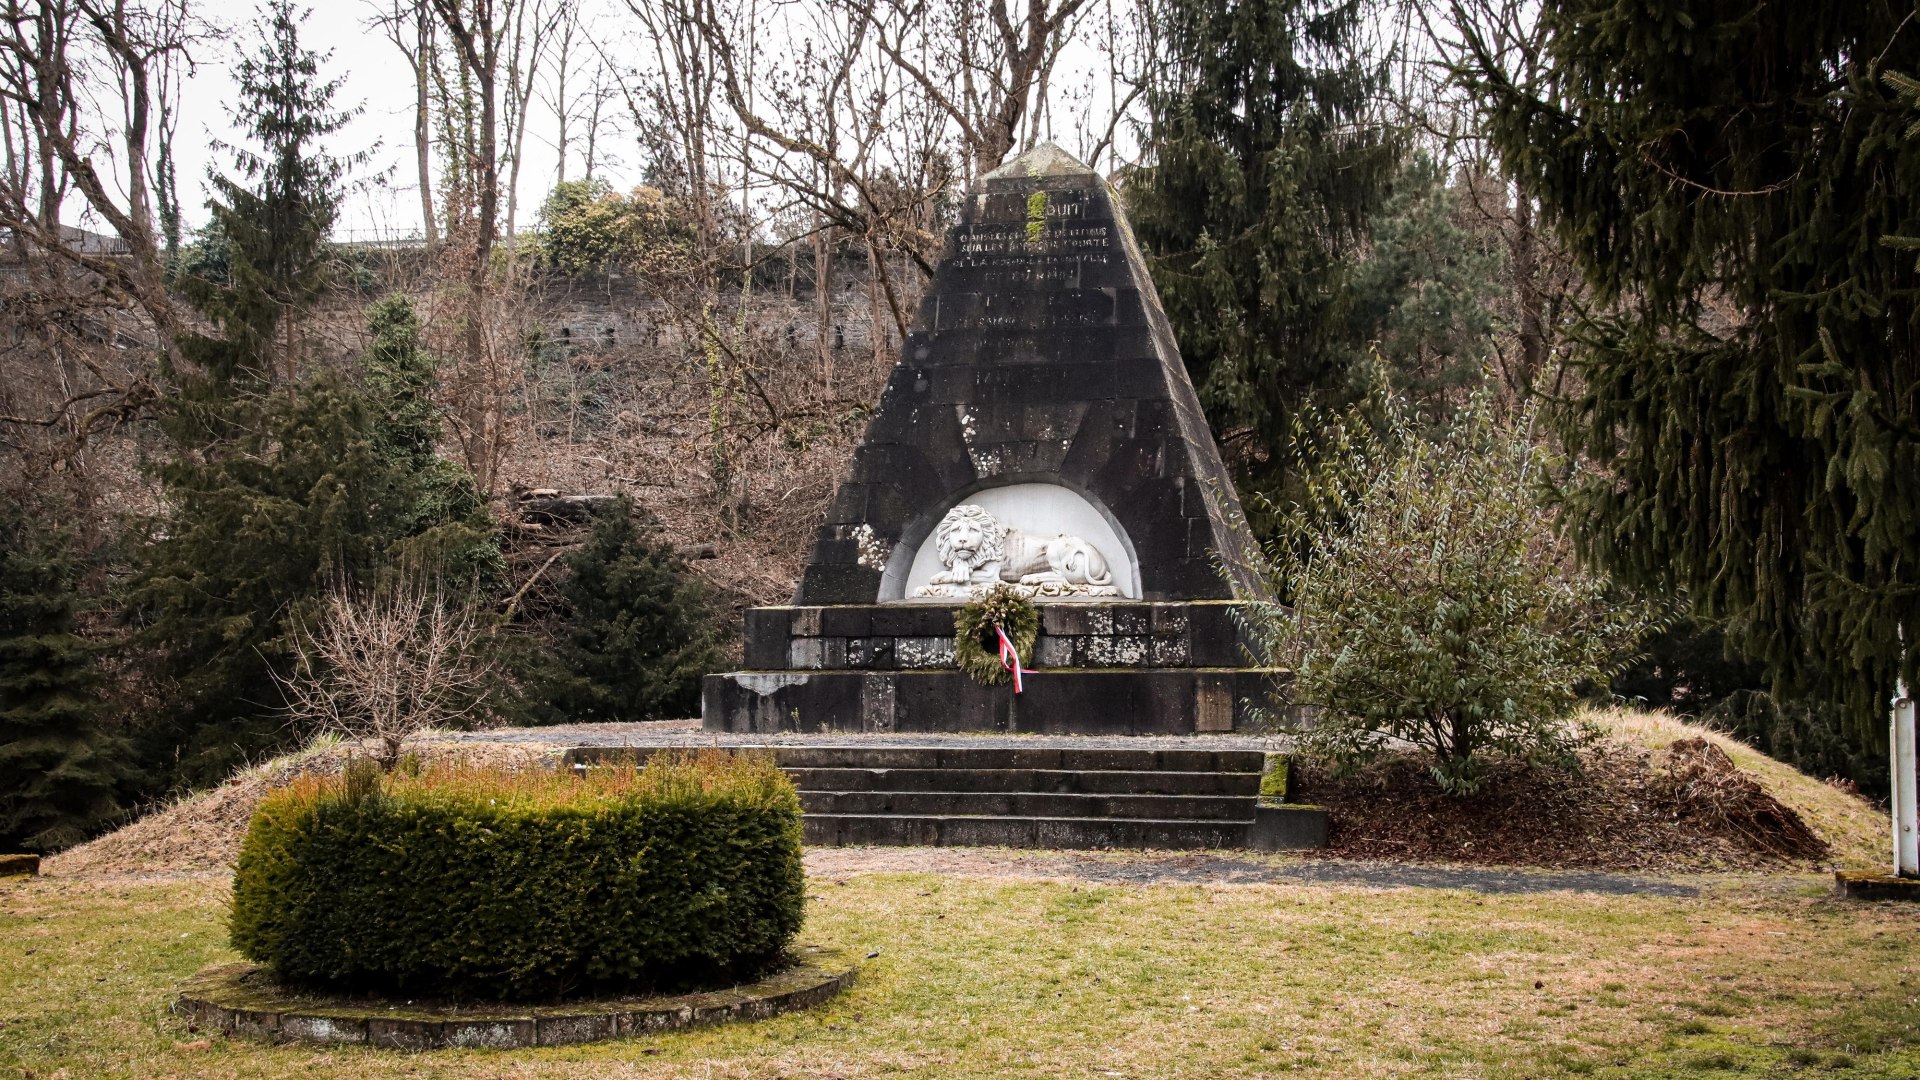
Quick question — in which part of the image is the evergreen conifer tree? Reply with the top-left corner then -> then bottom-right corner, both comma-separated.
1463,3 -> 1920,735
1342,154 -> 1504,411
361,293 -> 501,584
1129,0 -> 1401,530
131,0 -> 414,784
0,507 -> 128,852
133,379 -> 410,784
176,0 -> 359,387
519,503 -> 722,723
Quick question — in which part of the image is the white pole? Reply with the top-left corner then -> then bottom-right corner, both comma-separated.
1893,680 -> 1919,878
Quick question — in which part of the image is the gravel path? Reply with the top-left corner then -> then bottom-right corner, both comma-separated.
802,847 -> 1702,896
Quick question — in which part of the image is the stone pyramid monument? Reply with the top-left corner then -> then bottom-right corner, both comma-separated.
703,144 -> 1285,735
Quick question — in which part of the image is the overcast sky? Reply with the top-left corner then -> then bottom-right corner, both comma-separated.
166,0 -> 1141,243
177,0 -> 606,242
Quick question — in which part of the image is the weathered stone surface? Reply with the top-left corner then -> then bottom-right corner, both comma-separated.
1247,804 -> 1331,851
795,143 -> 1270,606
1833,870 -> 1920,901
563,740 -> 1327,852
172,953 -> 856,1050
703,668 -> 1291,736
567,742 -> 1273,773
734,601 -> 1256,673
743,609 -> 789,669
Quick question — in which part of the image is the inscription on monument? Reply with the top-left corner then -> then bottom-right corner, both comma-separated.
953,224 -> 1113,263
950,216 -> 1115,288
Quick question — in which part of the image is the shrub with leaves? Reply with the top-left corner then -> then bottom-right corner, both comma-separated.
1270,391 -> 1662,794
531,179 -> 695,275
229,751 -> 804,1000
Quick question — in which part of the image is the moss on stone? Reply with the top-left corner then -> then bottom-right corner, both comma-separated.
175,948 -> 857,1046
0,854 -> 39,877
1259,754 -> 1291,801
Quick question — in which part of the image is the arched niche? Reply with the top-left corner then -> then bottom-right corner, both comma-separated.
879,481 -> 1141,602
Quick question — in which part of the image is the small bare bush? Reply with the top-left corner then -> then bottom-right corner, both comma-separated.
278,578 -> 490,767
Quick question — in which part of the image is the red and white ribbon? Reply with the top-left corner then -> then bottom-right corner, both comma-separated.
994,623 -> 1025,694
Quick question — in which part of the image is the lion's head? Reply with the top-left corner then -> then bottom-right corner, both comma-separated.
933,503 -> 1005,571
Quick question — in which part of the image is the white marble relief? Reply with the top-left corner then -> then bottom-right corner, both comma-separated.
887,482 -> 1139,601
912,503 -> 1120,599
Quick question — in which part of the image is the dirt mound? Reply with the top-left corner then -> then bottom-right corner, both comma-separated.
44,739 -> 555,878
50,710 -> 1878,878
1659,737 -> 1827,860
1299,735 -> 1833,872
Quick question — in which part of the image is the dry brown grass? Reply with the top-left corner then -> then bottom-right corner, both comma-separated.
6,864 -> 1920,1078
1596,707 -> 1889,868
42,738 -> 558,878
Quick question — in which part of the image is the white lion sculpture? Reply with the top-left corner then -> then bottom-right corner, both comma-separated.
913,503 -> 1118,599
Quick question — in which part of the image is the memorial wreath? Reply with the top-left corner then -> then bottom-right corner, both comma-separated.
952,585 -> 1039,687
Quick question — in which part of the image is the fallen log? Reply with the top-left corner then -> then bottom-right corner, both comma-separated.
515,493 -> 621,524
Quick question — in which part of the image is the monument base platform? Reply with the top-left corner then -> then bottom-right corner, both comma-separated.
702,667 -> 1287,735
708,600 -> 1289,736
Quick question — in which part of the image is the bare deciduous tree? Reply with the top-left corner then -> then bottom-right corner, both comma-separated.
278,578 -> 491,769
0,0 -> 192,349
863,0 -> 1093,177
499,0 -> 568,251
425,0 -> 541,499
0,0 -> 194,485
369,0 -> 440,246
1394,0 -> 1583,403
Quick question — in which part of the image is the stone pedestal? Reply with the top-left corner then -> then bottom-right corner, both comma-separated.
701,601 -> 1289,735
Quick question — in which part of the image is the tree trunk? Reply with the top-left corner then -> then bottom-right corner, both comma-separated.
1512,191 -> 1544,400
815,221 -> 833,393
416,11 -> 438,246
867,240 -> 886,370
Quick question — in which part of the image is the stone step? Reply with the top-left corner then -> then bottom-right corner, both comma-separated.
562,743 -> 1269,774
765,744 -> 1267,773
785,766 -> 1262,797
804,805 -> 1328,851
797,789 -> 1252,821
803,813 -> 1256,850
558,739 -> 1324,851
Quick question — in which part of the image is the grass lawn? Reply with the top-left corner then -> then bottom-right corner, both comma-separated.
4,861 -> 1919,1078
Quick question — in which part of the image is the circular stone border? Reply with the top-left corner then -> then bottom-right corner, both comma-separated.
173,945 -> 857,1050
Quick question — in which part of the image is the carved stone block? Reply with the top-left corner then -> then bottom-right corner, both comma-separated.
1150,634 -> 1191,666
1035,635 -> 1076,668
789,607 -> 824,638
1195,676 -> 1233,733
894,637 -> 957,669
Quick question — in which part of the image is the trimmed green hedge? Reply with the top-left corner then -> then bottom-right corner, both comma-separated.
229,752 -> 805,1001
